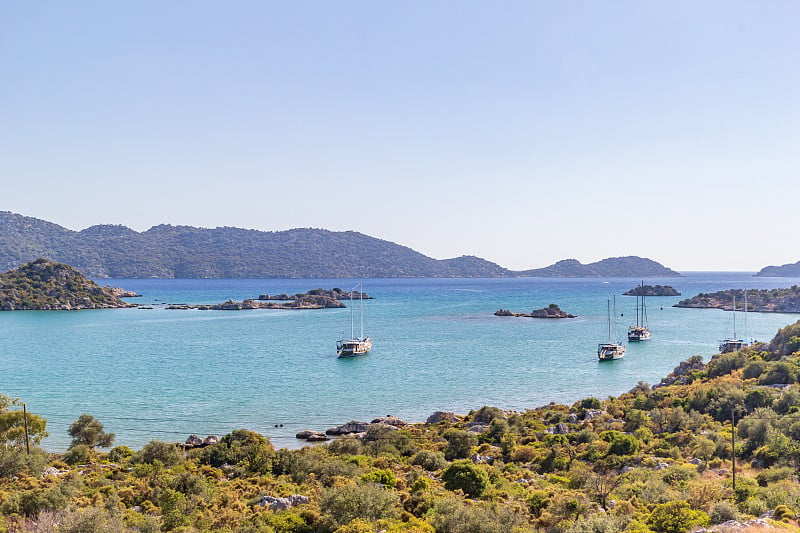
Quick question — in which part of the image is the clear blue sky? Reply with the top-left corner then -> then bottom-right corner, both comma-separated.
2,1 -> 798,271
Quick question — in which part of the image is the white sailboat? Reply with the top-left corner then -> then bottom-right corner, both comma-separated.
628,281 -> 652,342
719,291 -> 749,354
598,296 -> 626,361
337,283 -> 372,358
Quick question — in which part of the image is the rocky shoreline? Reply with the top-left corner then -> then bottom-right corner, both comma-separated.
167,295 -> 345,311
674,286 -> 800,313
494,303 -> 576,319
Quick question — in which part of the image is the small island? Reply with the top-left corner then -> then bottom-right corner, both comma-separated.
0,258 -> 135,311
168,292 -> 347,310
495,303 -> 576,319
258,288 -> 371,301
623,284 -> 681,296
674,286 -> 800,313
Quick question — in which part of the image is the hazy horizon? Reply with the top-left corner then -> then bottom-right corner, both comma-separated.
2,2 -> 798,272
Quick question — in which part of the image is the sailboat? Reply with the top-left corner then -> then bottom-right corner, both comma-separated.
719,291 -> 748,354
627,281 -> 652,342
598,296 -> 626,361
337,283 -> 372,358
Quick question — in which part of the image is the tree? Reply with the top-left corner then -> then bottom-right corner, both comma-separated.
68,413 -> 115,449
0,394 -> 48,447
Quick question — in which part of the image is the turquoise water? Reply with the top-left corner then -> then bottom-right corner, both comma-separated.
1,272 -> 798,451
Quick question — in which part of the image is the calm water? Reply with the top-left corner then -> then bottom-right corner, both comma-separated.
1,272 -> 798,451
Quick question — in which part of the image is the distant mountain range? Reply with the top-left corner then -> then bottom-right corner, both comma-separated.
0,211 -> 680,279
755,261 -> 800,277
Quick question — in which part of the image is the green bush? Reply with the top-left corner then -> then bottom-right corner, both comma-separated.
647,501 -> 709,533
411,450 -> 447,472
63,444 -> 91,465
319,482 -> 399,529
441,460 -> 491,497
131,440 -> 182,467
0,445 -> 48,478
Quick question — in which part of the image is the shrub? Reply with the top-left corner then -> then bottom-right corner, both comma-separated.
647,501 -> 710,533
411,450 -> 447,471
131,440 -> 182,467
319,482 -> 399,529
709,501 -> 741,524
62,444 -> 91,465
108,445 -> 134,463
0,445 -> 48,478
441,460 -> 491,497
68,413 -> 115,449
443,430 -> 478,460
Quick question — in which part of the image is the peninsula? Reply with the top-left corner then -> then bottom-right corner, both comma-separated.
623,284 -> 681,296
0,258 -> 134,311
494,303 -> 576,318
674,286 -> 800,313
755,260 -> 800,277
0,211 -> 681,279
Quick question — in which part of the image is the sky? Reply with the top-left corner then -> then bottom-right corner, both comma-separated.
1,1 -> 798,272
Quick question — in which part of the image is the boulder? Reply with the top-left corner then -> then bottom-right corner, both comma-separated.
259,495 -> 309,511
326,421 -> 370,435
185,434 -> 203,447
371,416 -> 408,427
296,430 -> 328,441
202,435 -> 219,446
426,411 -> 459,424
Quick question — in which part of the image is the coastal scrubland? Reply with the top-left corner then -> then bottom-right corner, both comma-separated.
4,322 -> 800,532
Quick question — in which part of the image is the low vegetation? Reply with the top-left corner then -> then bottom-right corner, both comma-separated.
6,322 -> 800,531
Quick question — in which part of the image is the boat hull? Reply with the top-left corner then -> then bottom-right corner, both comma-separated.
598,343 -> 625,361
627,326 -> 651,342
337,337 -> 372,358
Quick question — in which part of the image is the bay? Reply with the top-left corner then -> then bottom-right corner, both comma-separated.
1,272 -> 798,451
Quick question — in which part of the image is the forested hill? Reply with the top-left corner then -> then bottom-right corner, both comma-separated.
0,212 -> 511,278
0,212 -> 680,279
518,256 -> 682,278
755,260 -> 800,277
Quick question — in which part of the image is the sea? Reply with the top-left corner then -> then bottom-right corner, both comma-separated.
1,272 -> 799,451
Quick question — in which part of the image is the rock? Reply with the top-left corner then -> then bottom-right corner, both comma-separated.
655,462 -> 670,470
583,409 -> 605,421
688,458 -> 704,466
185,434 -> 203,447
296,430 -> 329,441
466,422 -> 489,433
41,466 -> 64,477
567,413 -> 578,423
426,411 -> 459,424
371,416 -> 408,427
259,495 -> 309,511
471,454 -> 494,464
202,435 -> 219,446
326,421 -> 370,435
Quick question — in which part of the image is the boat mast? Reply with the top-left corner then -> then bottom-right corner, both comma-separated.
359,283 -> 364,339
607,300 -> 612,342
642,281 -> 648,327
350,287 -> 355,340
744,289 -> 748,343
732,294 -> 737,339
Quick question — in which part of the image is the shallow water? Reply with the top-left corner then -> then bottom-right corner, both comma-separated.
1,272 -> 797,450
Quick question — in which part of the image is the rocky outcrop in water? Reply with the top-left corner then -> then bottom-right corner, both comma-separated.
167,295 -> 346,311
258,288 -> 371,300
623,284 -> 680,296
495,304 -> 576,318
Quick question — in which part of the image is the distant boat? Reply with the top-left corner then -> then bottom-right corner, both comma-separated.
719,291 -> 748,354
598,296 -> 626,361
627,281 -> 652,342
337,283 -> 372,358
